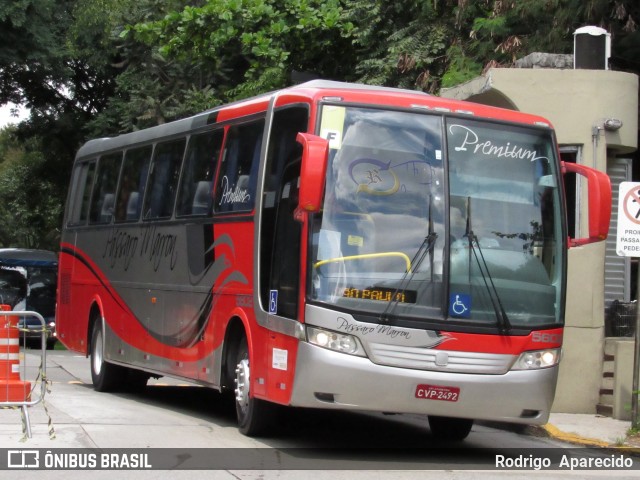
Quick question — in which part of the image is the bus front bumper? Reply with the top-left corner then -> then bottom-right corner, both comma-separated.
289,341 -> 558,425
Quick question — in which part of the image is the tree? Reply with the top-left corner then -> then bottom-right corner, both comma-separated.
0,0 -> 72,108
346,0 -> 640,90
463,0 -> 640,74
346,0 -> 458,92
72,0 -> 224,133
128,0 -> 356,103
0,0 -> 100,249
0,127 -> 62,248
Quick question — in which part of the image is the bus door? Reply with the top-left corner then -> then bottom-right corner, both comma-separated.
258,105 -> 309,402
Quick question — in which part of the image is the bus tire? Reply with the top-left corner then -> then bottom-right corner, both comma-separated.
427,416 -> 473,441
90,320 -> 122,392
234,336 -> 274,437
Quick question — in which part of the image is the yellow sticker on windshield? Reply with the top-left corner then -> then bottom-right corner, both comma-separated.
320,105 -> 346,150
347,235 -> 363,247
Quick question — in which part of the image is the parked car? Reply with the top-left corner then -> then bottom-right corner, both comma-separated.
0,249 -> 58,349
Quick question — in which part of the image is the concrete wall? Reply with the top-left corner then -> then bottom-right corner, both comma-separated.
613,339 -> 634,421
442,69 -> 638,156
555,242 -> 606,412
442,66 -> 638,414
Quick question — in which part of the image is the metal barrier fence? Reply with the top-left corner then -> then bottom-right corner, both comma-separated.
0,309 -> 49,438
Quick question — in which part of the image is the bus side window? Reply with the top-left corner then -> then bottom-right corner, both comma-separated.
89,153 -> 123,225
176,130 -> 223,217
114,146 -> 152,222
67,161 -> 96,226
214,119 -> 264,214
144,138 -> 186,220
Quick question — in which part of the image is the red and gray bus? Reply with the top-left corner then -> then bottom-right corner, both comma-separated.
57,80 -> 610,440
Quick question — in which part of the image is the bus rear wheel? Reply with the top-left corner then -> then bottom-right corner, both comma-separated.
427,415 -> 473,441
234,336 -> 274,436
90,320 -> 122,392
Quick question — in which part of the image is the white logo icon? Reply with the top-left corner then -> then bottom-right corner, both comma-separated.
8,450 -> 40,469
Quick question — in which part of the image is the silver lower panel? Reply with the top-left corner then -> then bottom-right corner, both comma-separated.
290,342 -> 558,425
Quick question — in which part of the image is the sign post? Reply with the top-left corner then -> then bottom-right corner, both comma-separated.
616,182 -> 640,428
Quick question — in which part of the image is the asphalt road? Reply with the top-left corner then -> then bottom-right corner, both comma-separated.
1,349 -> 638,479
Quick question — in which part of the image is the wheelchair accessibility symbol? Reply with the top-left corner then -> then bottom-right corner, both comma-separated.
449,293 -> 471,318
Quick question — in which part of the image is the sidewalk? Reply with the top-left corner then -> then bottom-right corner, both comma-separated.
542,413 -> 638,450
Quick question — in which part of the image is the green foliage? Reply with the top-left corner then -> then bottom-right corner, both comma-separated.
128,0 -> 355,102
0,130 -> 62,248
346,0 -> 452,91
462,0 -> 640,70
0,127 -> 20,166
88,46 -> 222,132
0,0 -> 72,106
441,45 -> 482,89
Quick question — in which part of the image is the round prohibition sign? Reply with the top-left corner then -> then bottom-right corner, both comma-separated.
623,186 -> 640,226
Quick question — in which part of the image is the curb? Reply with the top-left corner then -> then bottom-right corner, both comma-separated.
541,423 -> 640,454
542,423 -> 610,448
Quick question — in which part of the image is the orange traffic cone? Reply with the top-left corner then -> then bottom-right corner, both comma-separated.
0,304 -> 31,402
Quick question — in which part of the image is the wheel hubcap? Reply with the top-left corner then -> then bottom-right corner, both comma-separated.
93,329 -> 103,376
234,358 -> 250,413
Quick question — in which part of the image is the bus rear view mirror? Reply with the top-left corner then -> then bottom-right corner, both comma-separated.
296,133 -> 329,214
562,161 -> 611,247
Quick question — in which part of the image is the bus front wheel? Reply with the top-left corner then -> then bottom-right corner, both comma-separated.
427,415 -> 473,441
234,337 -> 274,436
90,320 -> 122,392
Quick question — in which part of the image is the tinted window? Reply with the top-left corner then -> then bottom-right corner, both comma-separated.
114,146 -> 152,222
0,268 -> 26,308
26,268 -> 57,317
144,139 -> 186,220
89,153 -> 123,224
67,161 -> 96,226
177,130 -> 223,217
215,120 -> 264,213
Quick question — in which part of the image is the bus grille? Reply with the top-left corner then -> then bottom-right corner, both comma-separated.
368,343 -> 515,374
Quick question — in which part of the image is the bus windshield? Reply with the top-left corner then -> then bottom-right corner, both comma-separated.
309,106 -> 564,329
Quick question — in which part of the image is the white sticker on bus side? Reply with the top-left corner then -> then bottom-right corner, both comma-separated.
272,348 -> 288,371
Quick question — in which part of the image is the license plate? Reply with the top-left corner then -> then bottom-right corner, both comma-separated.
415,384 -> 460,402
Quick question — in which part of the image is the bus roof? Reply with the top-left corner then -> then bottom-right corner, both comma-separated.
75,80 -> 551,160
0,249 -> 58,268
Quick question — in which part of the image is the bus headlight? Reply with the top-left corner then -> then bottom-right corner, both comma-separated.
306,326 -> 366,357
512,348 -> 561,370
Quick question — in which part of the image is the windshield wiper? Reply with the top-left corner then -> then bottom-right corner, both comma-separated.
381,197 -> 437,323
465,197 -> 512,334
